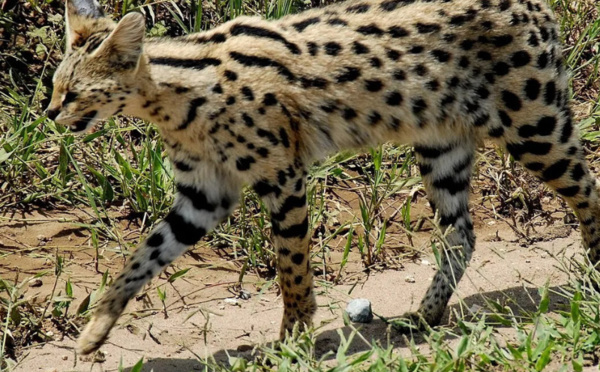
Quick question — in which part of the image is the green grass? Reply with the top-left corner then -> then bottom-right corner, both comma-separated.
1,0 -> 600,370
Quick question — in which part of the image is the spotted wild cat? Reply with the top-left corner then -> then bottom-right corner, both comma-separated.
46,0 -> 600,354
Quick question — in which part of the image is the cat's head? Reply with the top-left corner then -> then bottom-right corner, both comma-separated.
47,0 -> 146,132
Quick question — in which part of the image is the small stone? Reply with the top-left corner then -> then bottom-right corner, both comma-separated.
28,279 -> 43,287
93,350 -> 106,363
239,290 -> 251,300
345,298 -> 373,323
405,276 -> 416,283
224,298 -> 239,306
469,304 -> 483,314
525,259 -> 531,263
421,260 -> 431,266
62,355 -> 68,361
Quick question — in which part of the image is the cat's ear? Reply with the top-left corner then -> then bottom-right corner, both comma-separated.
93,12 -> 146,70
65,0 -> 107,50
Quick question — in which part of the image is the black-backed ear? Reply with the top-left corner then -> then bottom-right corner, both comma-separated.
65,0 -> 110,51
93,12 -> 146,70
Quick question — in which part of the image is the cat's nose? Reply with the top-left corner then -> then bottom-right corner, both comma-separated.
47,108 -> 59,121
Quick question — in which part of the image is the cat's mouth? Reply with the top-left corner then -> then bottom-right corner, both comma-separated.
68,110 -> 98,132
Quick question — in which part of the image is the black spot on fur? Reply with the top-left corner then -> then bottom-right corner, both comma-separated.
300,76 -> 329,89
150,57 -> 222,71
524,79 -> 541,100
147,233 -> 164,247
511,51 -> 531,67
493,62 -> 511,76
352,41 -> 369,54
292,17 -> 320,32
477,51 -> 492,60
409,45 -> 424,54
335,67 -> 361,83
343,108 -> 358,120
460,39 -> 476,50
525,162 -> 544,171
229,52 -> 296,81
291,253 -> 305,265
365,79 -> 383,92
536,116 -> 557,136
431,49 -> 451,62
560,116 -> 573,143
324,42 -> 342,56
542,159 -> 571,181
178,97 -> 207,130
386,49 -> 401,60
502,90 -> 522,111
370,57 -> 382,68
369,111 -> 382,125
380,0 -> 415,12
165,211 -> 206,245
488,127 -> 504,137
241,86 -> 254,101
491,34 -> 513,47
571,163 -> 585,181
357,24 -> 384,36
236,156 -> 256,171
224,70 -> 238,81
498,110 -> 512,127
544,82 -> 556,105
412,98 -> 427,115
506,141 -> 552,160
254,180 -> 281,197
537,52 -> 549,68
230,24 -> 301,55
347,3 -> 370,13
557,186 -> 580,197
271,194 -> 307,221
386,91 -> 403,106
242,113 -> 254,127
414,64 -> 427,76
272,217 -> 309,239
149,250 -> 160,261
327,18 -> 348,26
393,69 -> 406,80
426,80 -> 440,91
416,22 -> 441,34
263,93 -> 278,106
388,26 -> 410,38
177,184 -> 218,211
174,160 -> 193,172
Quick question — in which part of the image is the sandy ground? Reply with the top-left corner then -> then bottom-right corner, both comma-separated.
1,202 -> 592,371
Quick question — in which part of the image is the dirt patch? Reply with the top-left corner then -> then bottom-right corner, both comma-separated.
1,197 -> 591,371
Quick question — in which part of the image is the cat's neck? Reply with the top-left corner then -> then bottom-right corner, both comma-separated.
121,39 -> 219,128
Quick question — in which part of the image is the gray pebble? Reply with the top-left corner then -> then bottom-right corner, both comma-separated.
345,298 -> 373,323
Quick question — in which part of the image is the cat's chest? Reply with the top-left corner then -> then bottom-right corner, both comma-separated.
160,127 -> 212,161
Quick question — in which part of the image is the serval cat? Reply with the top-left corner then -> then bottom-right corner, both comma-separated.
46,0 -> 600,354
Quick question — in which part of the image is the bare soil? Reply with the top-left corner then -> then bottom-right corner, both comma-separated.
1,176 -> 592,371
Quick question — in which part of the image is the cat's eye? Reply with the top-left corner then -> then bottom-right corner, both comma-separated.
63,91 -> 79,105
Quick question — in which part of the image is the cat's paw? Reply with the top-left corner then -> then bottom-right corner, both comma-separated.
77,313 -> 118,355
